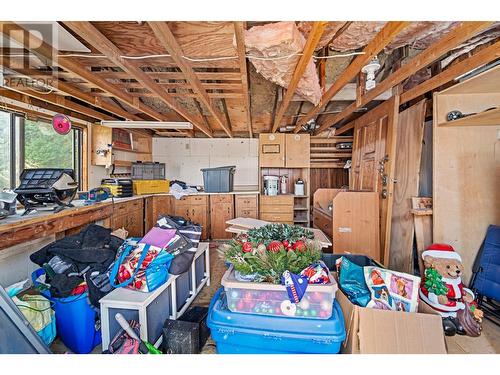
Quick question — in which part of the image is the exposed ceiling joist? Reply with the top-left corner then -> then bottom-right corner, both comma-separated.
233,21 -> 253,138
316,21 -> 494,135
0,21 -> 177,126
400,39 -> 500,105
1,86 -> 115,121
271,21 -> 327,133
0,88 -> 97,123
292,21 -> 409,133
64,21 -> 213,137
148,21 -> 232,137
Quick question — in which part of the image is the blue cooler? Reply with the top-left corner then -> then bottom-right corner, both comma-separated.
207,288 -> 346,354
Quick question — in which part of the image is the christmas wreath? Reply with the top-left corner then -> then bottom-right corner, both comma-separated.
218,223 -> 321,284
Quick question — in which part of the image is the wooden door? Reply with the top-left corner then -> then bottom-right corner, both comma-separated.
145,195 -> 173,231
285,134 -> 310,167
210,195 -> 234,239
350,96 -> 399,264
259,133 -> 285,167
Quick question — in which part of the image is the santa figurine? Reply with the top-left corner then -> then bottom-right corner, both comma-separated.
419,243 -> 475,336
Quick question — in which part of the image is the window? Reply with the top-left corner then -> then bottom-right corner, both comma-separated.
0,110 -> 83,190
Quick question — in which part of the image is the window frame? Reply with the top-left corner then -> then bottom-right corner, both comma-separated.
0,109 -> 85,190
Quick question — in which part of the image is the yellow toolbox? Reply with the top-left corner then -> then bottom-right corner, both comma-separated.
132,179 -> 170,195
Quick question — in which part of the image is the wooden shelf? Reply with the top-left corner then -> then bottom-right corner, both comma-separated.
294,206 -> 308,211
293,219 -> 309,223
113,160 -> 133,167
438,107 -> 500,127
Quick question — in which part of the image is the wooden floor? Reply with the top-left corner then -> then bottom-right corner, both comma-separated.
51,241 -> 500,354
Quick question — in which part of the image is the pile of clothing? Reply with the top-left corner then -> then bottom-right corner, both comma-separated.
30,224 -> 124,308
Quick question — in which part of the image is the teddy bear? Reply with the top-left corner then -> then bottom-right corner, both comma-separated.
419,243 -> 476,336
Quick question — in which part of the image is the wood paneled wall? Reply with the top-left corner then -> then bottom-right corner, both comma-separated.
310,168 -> 349,206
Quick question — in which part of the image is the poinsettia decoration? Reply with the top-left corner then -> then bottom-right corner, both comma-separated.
217,224 -> 321,284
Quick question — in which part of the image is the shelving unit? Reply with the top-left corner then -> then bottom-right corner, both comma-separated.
258,133 -> 311,226
309,136 -> 353,169
91,125 -> 153,168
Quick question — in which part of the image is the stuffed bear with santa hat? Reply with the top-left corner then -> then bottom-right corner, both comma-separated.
419,243 -> 476,336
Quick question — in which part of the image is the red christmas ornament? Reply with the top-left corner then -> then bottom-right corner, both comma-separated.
282,240 -> 289,248
267,240 -> 284,253
292,240 -> 307,252
242,242 -> 253,253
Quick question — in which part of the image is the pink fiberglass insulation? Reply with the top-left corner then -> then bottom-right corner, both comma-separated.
385,22 -> 458,51
329,21 -> 386,51
297,21 -> 345,51
243,21 -> 322,105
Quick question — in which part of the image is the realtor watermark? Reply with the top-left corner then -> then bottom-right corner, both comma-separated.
1,22 -> 60,91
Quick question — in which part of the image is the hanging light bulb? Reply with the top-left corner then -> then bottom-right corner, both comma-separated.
361,56 -> 381,91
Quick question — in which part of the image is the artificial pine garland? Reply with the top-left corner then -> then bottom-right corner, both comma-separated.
247,223 -> 314,246
218,224 -> 320,284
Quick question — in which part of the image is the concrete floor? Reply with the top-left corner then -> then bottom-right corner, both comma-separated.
51,241 -> 500,354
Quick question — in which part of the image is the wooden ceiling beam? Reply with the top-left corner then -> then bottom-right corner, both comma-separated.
400,39 -> 500,105
1,86 -> 115,121
0,89 -> 97,123
91,71 -> 243,81
315,21 -> 494,135
148,22 -> 232,137
1,56 -> 140,121
0,22 -> 171,124
64,21 -> 212,137
233,22 -> 253,138
272,21 -> 327,133
292,21 -> 409,133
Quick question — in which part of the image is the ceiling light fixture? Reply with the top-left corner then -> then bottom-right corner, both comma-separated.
100,121 -> 193,130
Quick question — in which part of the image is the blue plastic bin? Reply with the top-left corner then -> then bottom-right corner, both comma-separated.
32,269 -> 101,354
207,288 -> 346,354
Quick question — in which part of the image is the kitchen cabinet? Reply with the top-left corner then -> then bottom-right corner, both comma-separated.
259,133 -> 285,167
173,195 -> 209,240
285,134 -> 310,167
210,194 -> 234,239
111,199 -> 144,237
235,194 -> 258,219
259,195 -> 294,224
145,195 -> 173,232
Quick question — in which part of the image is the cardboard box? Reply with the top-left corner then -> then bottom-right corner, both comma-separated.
336,283 -> 447,354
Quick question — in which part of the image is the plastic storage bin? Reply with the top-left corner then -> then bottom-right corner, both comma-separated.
32,269 -> 101,354
132,179 -> 170,195
200,166 -> 235,193
132,162 -> 165,180
221,265 -> 337,319
207,288 -> 345,354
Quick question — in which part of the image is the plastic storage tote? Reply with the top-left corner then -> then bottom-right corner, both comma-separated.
221,265 -> 338,319
200,166 -> 235,193
32,269 -> 101,354
207,288 -> 345,354
132,179 -> 170,195
132,162 -> 165,180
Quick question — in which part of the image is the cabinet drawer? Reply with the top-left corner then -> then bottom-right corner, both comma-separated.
235,195 -> 258,209
313,209 -> 332,238
260,195 -> 293,206
260,212 -> 294,222
260,204 -> 292,214
210,194 -> 233,205
188,195 -> 208,206
113,199 -> 143,214
236,208 -> 257,218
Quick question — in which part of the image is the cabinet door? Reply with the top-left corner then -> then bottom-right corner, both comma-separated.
190,205 -> 210,240
259,133 -> 285,167
91,125 -> 112,166
285,133 -> 310,167
210,201 -> 234,239
127,210 -> 144,237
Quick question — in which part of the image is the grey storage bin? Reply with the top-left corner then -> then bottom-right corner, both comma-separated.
132,162 -> 165,180
175,270 -> 193,311
200,165 -> 235,193
195,255 -> 206,289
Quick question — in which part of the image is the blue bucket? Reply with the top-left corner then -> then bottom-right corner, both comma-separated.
32,269 -> 101,354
